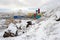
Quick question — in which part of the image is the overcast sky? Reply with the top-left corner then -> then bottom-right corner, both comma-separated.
0,0 -> 50,9
0,0 -> 60,12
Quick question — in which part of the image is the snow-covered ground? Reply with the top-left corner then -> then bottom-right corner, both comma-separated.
0,0 -> 60,40
0,12 -> 60,40
0,16 -> 60,40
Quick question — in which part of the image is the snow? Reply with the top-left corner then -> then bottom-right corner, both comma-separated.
0,0 -> 60,40
0,16 -> 60,40
5,23 -> 17,34
16,22 -> 21,28
20,21 -> 27,31
55,11 -> 60,19
0,15 -> 60,40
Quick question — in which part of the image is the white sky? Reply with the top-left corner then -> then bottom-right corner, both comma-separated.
0,0 -> 60,11
0,0 -> 51,11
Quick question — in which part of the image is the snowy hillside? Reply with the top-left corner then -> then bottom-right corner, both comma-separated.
0,8 -> 60,40
0,0 -> 60,40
